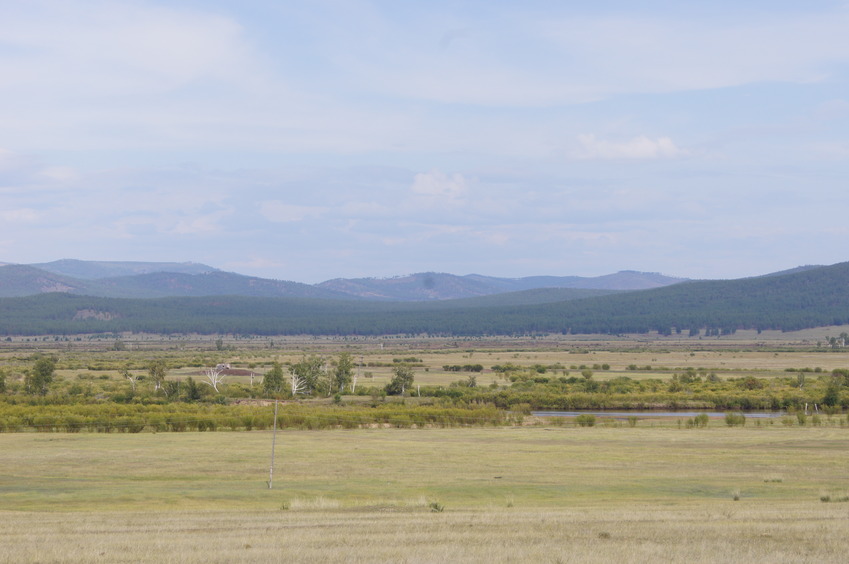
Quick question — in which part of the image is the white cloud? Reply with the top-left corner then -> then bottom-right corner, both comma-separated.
260,201 -> 327,223
815,143 -> 849,159
0,147 -> 37,173
0,208 -> 39,222
2,3 -> 846,161
0,1 -> 254,96
37,166 -> 78,182
812,99 -> 849,121
573,135 -> 687,160
324,5 -> 849,108
410,170 -> 468,199
169,209 -> 231,235
531,9 -> 849,98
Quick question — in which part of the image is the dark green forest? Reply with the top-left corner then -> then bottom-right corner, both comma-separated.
1,262 -> 848,336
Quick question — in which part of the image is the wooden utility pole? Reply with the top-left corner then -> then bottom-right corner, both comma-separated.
268,400 -> 279,489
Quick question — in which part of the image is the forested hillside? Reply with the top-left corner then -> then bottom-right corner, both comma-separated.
30,259 -> 218,279
317,270 -> 684,300
0,262 -> 847,336
0,261 -> 680,300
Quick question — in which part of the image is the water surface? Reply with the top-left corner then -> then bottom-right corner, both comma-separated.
532,410 -> 786,419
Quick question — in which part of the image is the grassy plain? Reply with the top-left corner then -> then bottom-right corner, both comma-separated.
2,426 -> 849,562
6,331 -> 849,390
43,345 -> 846,389
3,334 -> 849,562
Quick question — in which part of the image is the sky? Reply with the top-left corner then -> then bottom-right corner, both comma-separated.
1,0 -> 848,283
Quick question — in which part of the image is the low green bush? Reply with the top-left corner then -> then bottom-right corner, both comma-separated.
724,413 -> 746,427
575,414 -> 596,427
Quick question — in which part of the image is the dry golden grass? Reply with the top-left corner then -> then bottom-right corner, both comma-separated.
2,426 -> 849,562
4,334 -> 849,562
4,427 -> 849,510
2,504 -> 848,563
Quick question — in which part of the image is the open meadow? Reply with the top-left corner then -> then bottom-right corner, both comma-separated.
5,329 -> 849,391
3,334 -> 849,562
2,425 -> 849,563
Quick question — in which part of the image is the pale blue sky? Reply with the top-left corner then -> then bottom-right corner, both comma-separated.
1,0 -> 848,282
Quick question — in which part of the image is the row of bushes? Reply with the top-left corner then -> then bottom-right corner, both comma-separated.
0,402 -> 515,433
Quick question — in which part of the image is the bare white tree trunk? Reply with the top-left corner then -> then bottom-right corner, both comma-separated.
351,355 -> 361,394
291,373 -> 306,396
203,367 -> 225,393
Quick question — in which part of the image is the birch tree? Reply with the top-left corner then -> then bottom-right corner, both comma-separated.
290,372 -> 307,396
25,357 -> 56,395
332,352 -> 354,394
148,360 -> 167,392
203,367 -> 225,393
385,364 -> 415,396
262,362 -> 285,396
123,368 -> 140,392
290,355 -> 324,395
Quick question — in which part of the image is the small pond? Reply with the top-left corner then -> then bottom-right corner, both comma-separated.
532,411 -> 786,419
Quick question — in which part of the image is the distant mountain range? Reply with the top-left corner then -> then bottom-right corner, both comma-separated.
1,261 -> 847,337
29,259 -> 217,279
316,270 -> 684,300
0,259 -> 687,301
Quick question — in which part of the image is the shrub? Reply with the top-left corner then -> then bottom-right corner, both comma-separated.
123,417 -> 146,433
724,413 -> 746,427
167,416 -> 187,432
817,491 -> 847,503
575,414 -> 596,427
197,418 -> 217,432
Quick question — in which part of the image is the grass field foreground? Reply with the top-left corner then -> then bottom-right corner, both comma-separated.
2,426 -> 849,562
3,505 -> 848,563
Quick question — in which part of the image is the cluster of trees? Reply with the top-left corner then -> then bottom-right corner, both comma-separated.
262,354 -> 415,398
0,356 -> 57,396
0,352 -> 418,404
824,333 -> 849,349
443,364 -> 484,372
262,353 -> 357,397
423,368 -> 849,411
